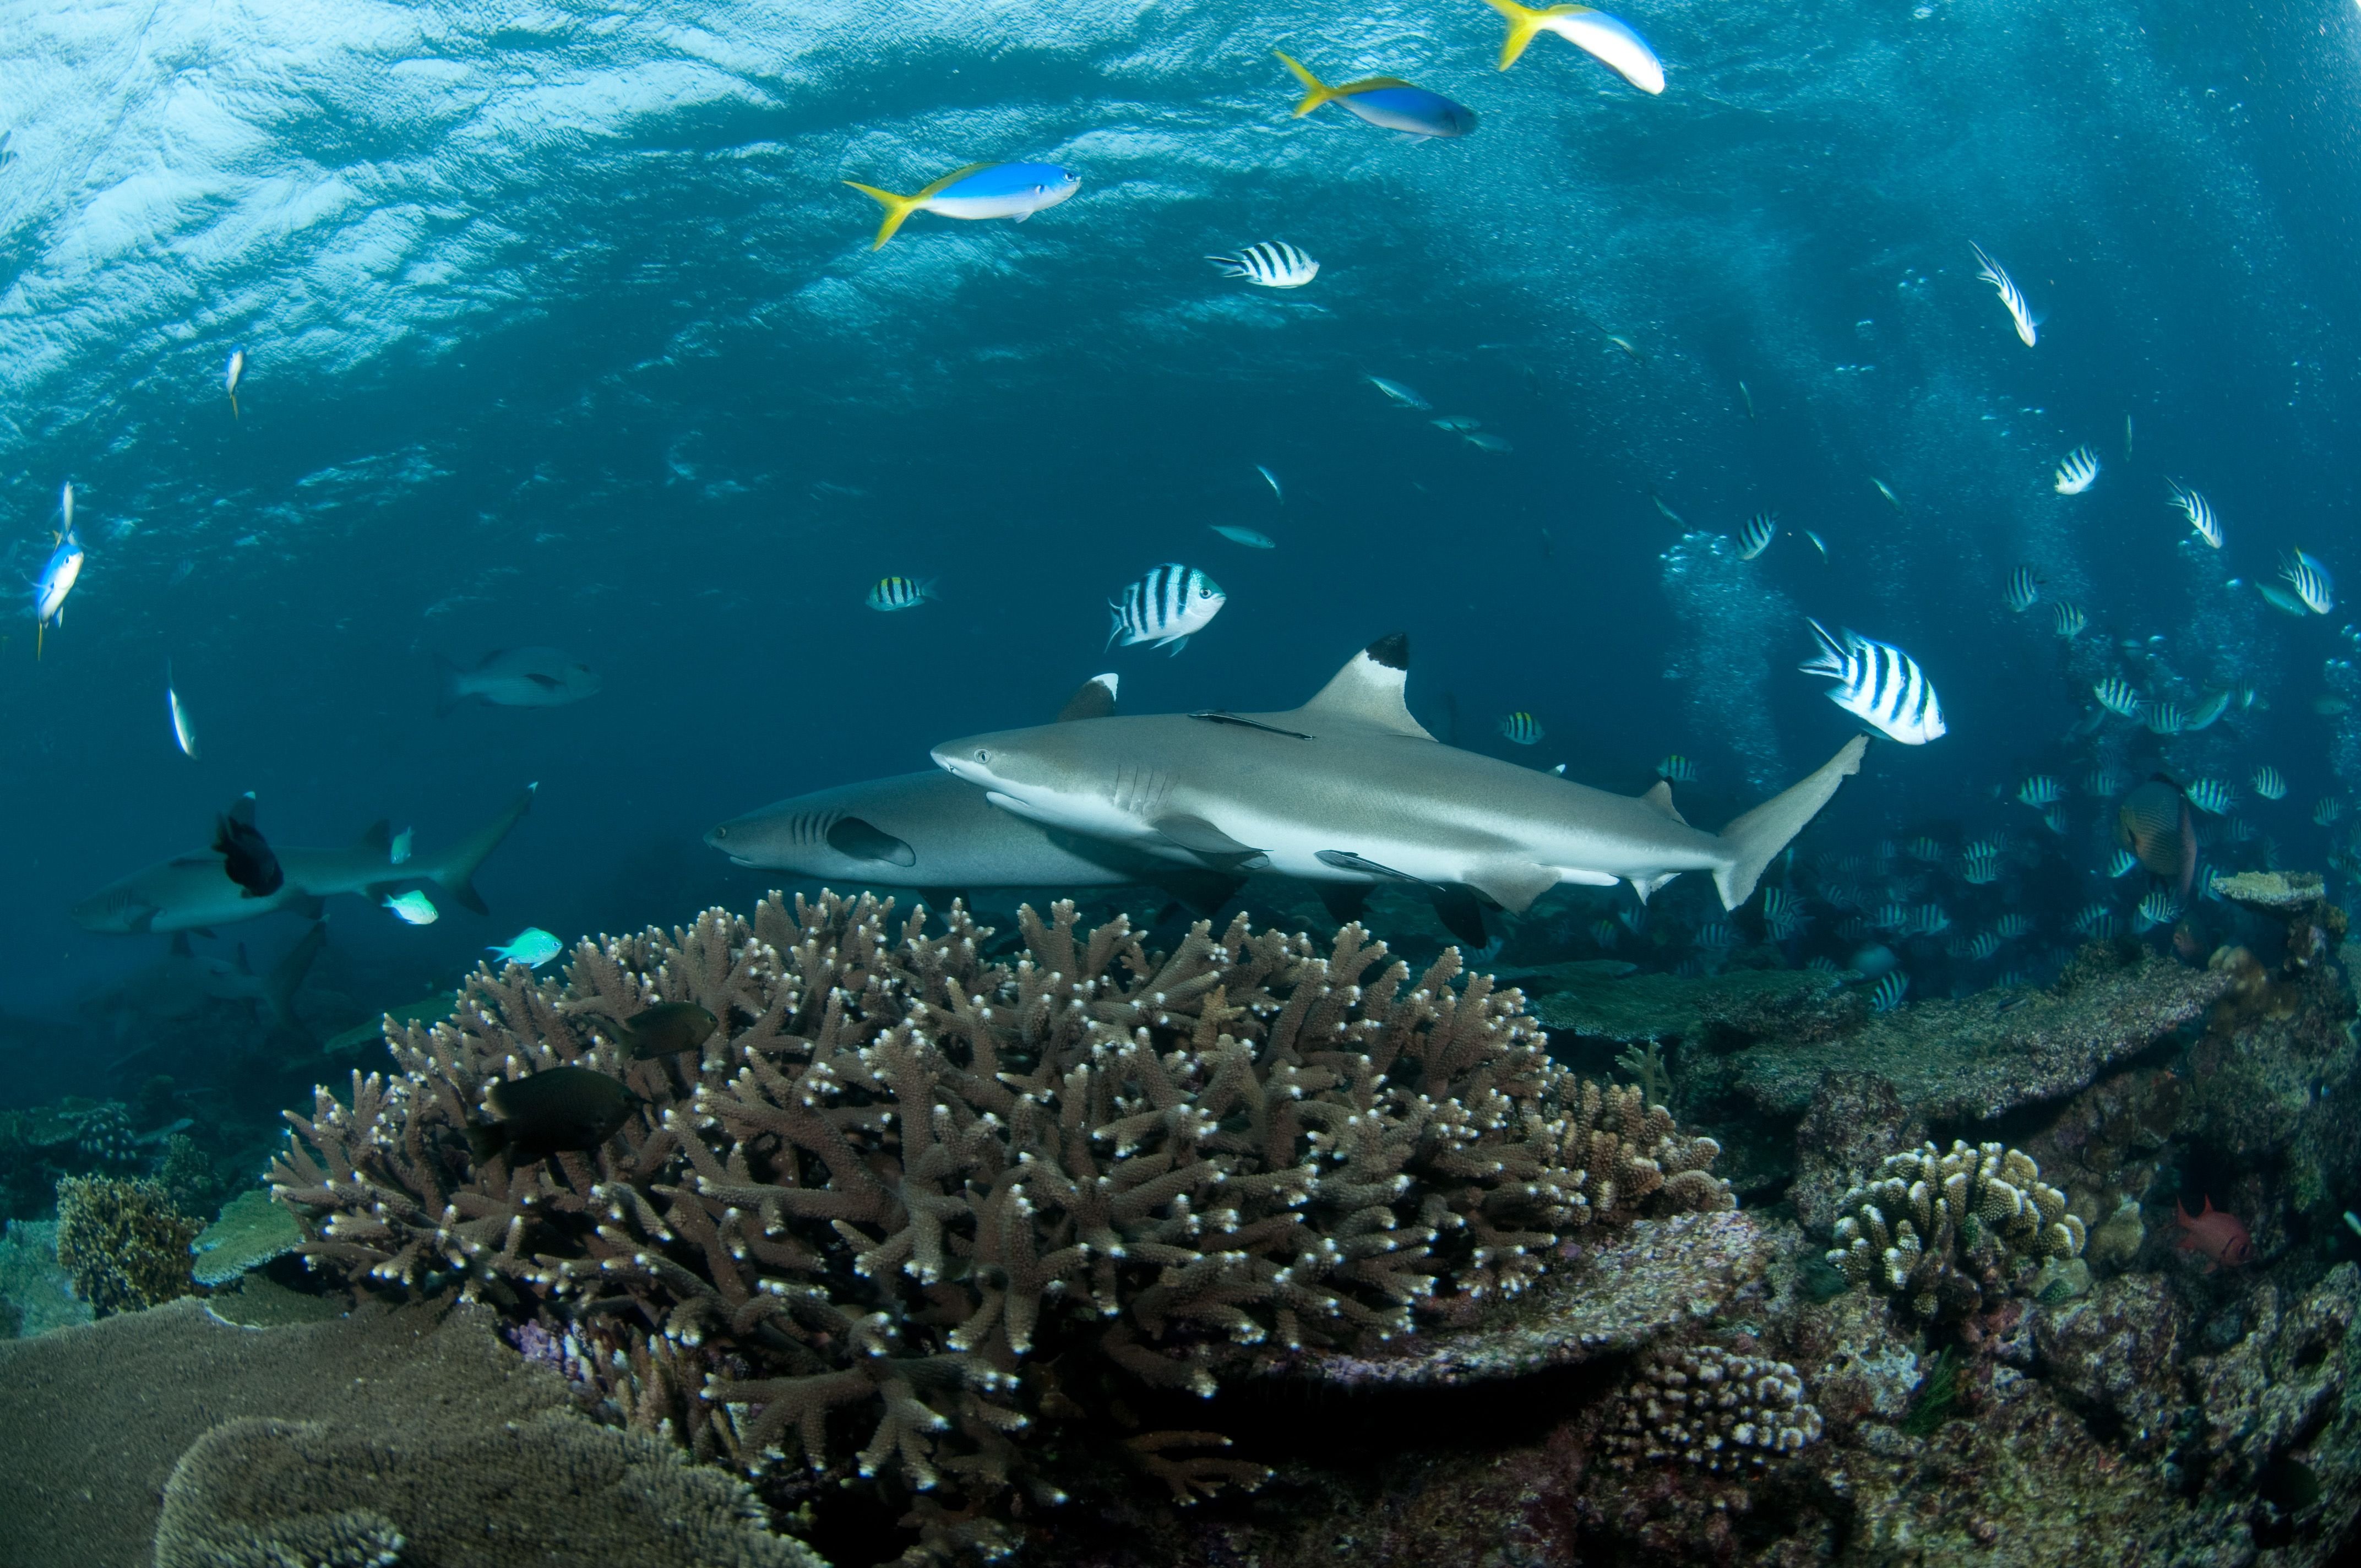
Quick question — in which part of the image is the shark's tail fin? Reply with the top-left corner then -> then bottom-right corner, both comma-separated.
1274,51 -> 1341,116
1712,736 -> 1867,910
266,922 -> 327,1038
1483,0 -> 1557,69
427,784 -> 537,915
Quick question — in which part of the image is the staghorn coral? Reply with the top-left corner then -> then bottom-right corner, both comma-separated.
269,892 -> 1730,1552
54,1174 -> 201,1317
1825,1140 -> 2085,1319
1601,1342 -> 1824,1472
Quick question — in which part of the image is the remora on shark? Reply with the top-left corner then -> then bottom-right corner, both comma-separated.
933,634 -> 1866,914
705,676 -> 1243,912
72,786 -> 537,934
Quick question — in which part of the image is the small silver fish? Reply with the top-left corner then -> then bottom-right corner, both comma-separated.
1256,464 -> 1284,503
225,345 -> 246,418
1871,477 -> 1903,511
1367,375 -> 1429,410
1208,524 -> 1275,548
166,662 -> 199,760
1739,381 -> 1755,421
1802,530 -> 1829,560
1430,415 -> 1482,432
383,889 -> 439,925
1651,491 -> 1686,526
1464,432 -> 1514,453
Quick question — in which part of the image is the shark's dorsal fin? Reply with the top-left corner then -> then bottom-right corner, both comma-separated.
356,820 -> 393,857
1287,634 -> 1433,739
1640,780 -> 1688,825
1056,673 -> 1118,722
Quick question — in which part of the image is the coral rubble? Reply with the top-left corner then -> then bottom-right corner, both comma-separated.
269,894 -> 1735,1554
54,1174 -> 202,1317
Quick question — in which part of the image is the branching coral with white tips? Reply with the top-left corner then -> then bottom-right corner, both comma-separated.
1825,1139 -> 2085,1318
272,892 -> 1731,1556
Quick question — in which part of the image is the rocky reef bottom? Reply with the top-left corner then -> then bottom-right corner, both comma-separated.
4,876 -> 2361,1566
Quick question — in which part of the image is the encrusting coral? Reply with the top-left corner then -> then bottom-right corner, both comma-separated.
1825,1140 -> 2085,1319
269,892 -> 1731,1555
1602,1342 -> 1824,1473
54,1174 -> 201,1317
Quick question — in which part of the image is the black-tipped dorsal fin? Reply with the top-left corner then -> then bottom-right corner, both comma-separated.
1640,780 -> 1687,825
1056,673 -> 1119,722
1283,634 -> 1433,739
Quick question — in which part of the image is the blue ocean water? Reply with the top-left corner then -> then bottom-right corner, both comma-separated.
2,0 -> 2358,1092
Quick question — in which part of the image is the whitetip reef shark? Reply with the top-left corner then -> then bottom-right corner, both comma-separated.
932,634 -> 1866,916
72,786 -> 537,934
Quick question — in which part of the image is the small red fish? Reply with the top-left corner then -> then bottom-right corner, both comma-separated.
2175,1195 -> 2254,1272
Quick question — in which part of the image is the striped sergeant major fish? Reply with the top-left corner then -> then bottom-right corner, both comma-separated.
1206,241 -> 1320,288
1738,512 -> 1776,560
1800,621 -> 1946,745
2253,765 -> 2287,801
867,575 -> 938,612
2282,549 -> 2335,615
2093,676 -> 2141,718
2051,602 -> 2087,638
1108,564 -> 1225,654
2054,445 -> 2100,495
2168,480 -> 2222,548
1970,241 -> 2037,346
1498,711 -> 1543,745
2005,565 -> 2042,612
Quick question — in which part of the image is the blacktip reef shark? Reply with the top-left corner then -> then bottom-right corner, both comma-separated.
933,635 -> 1866,916
705,677 -> 1244,913
72,785 -> 537,934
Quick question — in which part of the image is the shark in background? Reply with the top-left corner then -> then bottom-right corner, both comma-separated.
78,922 -> 326,1043
933,634 -> 1866,918
71,786 -> 537,934
705,677 -> 1244,914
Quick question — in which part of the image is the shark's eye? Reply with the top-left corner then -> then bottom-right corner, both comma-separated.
973,749 -> 991,764
713,826 -> 728,839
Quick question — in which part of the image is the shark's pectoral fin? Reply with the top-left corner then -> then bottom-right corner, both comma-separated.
191,926 -> 217,939
1151,869 -> 1247,916
1640,780 -> 1688,825
1315,848 -> 1418,881
1318,883 -> 1372,925
1428,886 -> 1489,948
827,815 -> 918,867
1630,872 -> 1679,903
1151,813 -> 1262,860
1462,861 -> 1558,915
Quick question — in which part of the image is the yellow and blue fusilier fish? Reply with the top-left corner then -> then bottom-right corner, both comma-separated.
842,162 -> 1080,251
31,522 -> 84,660
1275,52 -> 1478,140
1480,0 -> 1665,94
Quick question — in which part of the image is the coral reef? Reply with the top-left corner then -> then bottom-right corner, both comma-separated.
0,1295 -> 824,1568
1600,1342 -> 1824,1472
1824,1140 -> 2085,1318
1514,962 -> 1842,1046
154,1411 -> 825,1568
268,893 -> 1736,1555
0,1218 -> 93,1337
1705,946 -> 2232,1122
54,1175 -> 201,1317
191,1188 -> 306,1288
